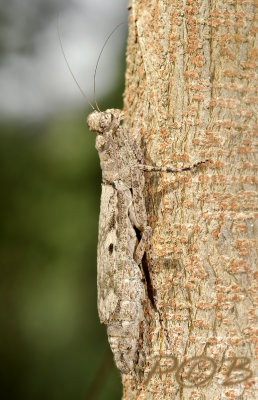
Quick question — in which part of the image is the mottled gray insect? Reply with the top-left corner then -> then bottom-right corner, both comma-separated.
87,109 -> 207,374
58,20 -> 207,374
87,109 -> 150,374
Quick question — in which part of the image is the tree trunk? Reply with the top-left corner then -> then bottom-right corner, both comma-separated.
122,0 -> 257,398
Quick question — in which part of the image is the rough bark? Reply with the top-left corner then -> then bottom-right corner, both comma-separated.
121,0 -> 257,399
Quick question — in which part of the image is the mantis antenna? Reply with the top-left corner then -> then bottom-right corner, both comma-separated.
93,21 -> 126,112
58,15 -> 126,112
57,15 -> 95,110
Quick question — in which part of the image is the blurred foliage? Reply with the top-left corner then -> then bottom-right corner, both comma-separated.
0,78 -> 125,398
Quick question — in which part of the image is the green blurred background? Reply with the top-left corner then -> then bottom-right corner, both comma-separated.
0,1 -> 127,399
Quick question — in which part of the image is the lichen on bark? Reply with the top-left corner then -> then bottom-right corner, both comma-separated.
121,0 -> 257,399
